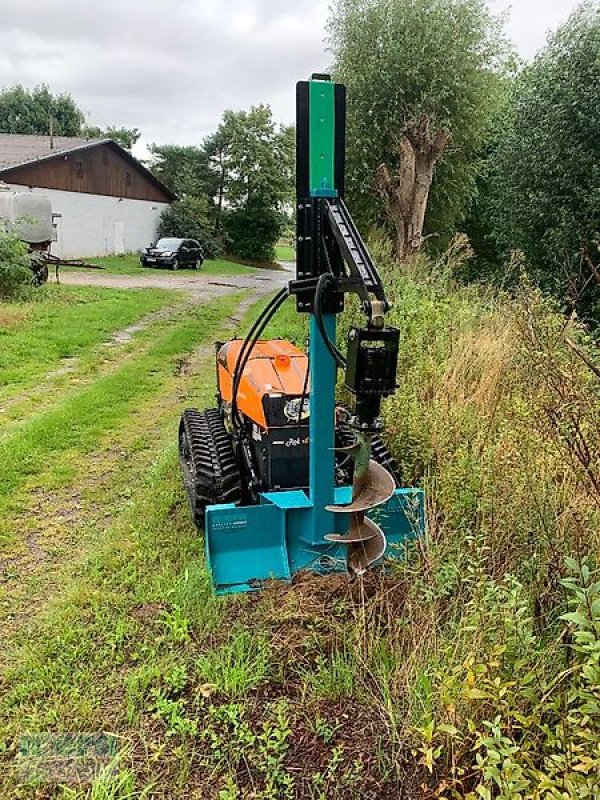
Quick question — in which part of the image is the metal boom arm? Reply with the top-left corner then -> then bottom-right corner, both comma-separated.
324,198 -> 388,314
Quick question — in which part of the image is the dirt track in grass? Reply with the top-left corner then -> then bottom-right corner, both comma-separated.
0,286 -> 264,652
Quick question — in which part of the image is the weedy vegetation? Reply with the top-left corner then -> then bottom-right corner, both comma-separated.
0,231 -> 37,299
0,238 -> 598,799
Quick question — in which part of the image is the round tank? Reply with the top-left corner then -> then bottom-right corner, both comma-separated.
0,187 -> 53,245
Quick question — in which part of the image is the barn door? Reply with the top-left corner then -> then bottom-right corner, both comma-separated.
113,221 -> 125,254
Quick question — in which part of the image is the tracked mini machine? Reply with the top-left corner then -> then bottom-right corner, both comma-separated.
179,74 -> 425,594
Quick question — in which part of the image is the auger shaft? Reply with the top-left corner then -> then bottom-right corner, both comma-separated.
325,430 -> 396,574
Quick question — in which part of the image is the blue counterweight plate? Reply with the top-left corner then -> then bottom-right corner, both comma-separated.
204,503 -> 291,594
204,487 -> 425,595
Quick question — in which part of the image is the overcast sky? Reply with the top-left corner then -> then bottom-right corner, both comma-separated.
0,0 -> 584,159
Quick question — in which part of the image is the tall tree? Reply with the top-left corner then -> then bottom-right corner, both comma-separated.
474,2 -> 600,321
329,0 -> 510,259
276,123 -> 296,206
0,85 -> 84,137
207,105 -> 294,261
203,129 -> 230,230
147,144 -> 217,198
0,85 -> 141,150
217,105 -> 292,209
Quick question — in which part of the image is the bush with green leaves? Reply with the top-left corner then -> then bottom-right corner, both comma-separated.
157,197 -> 221,259
467,2 -> 600,323
0,230 -> 32,298
224,198 -> 281,264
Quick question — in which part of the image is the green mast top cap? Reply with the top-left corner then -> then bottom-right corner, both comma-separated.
309,76 -> 337,198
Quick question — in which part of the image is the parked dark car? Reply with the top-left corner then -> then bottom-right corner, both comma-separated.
140,238 -> 204,270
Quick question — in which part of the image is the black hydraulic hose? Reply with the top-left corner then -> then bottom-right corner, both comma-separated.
314,273 -> 347,368
231,289 -> 287,425
232,288 -> 290,422
231,287 -> 290,428
231,286 -> 288,400
232,288 -> 285,394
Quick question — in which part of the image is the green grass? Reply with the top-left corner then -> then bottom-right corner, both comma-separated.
275,244 -> 296,262
0,293 -> 242,547
0,285 -> 173,400
72,252 -> 256,277
1,245 -> 598,799
0,290 -> 257,796
196,628 -> 273,698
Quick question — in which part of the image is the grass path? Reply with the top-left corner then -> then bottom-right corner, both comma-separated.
0,298 -> 199,435
0,286 -> 173,410
0,291 -> 255,649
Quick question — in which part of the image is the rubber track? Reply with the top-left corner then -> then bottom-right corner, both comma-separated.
180,408 -> 242,527
370,433 -> 401,486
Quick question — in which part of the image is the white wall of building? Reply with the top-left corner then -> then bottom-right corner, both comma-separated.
7,184 -> 169,259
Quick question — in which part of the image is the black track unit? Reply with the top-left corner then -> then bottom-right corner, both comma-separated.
179,408 -> 242,526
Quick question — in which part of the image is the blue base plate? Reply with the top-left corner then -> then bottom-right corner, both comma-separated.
205,487 -> 424,595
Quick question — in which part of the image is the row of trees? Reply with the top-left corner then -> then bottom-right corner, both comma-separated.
149,106 -> 294,263
466,2 -> 600,322
330,0 -> 600,322
0,85 -> 140,150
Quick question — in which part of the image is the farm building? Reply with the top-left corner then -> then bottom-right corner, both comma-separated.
0,134 -> 176,258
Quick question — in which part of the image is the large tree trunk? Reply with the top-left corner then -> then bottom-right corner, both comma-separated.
376,115 -> 449,261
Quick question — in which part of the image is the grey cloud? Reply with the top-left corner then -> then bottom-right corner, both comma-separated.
0,0 -> 583,158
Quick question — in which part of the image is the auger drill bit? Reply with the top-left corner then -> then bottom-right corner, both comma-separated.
325,431 -> 395,575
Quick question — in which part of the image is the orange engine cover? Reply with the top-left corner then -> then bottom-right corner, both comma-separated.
217,339 -> 309,429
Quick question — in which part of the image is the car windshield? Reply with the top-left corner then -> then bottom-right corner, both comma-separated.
154,238 -> 182,250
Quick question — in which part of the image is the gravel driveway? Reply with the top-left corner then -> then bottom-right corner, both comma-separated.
57,262 -> 293,301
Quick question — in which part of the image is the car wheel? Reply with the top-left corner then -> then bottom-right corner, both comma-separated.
171,258 -> 179,271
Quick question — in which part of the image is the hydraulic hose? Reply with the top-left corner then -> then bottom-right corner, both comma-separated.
233,288 -> 285,388
314,273 -> 347,368
231,286 -> 290,428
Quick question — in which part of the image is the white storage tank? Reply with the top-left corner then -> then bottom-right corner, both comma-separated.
0,184 -> 53,245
